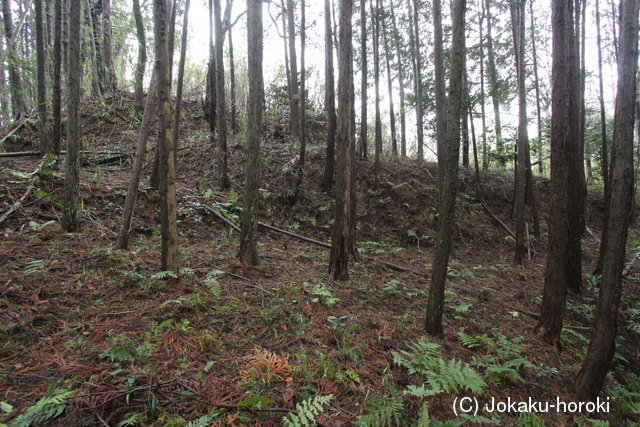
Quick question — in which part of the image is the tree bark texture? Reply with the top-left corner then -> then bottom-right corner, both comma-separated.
172,0 -> 191,168
534,0 -> 581,348
2,0 -> 28,120
389,0 -> 406,158
329,0 -> 357,281
408,0 -> 423,160
359,0 -> 367,159
320,0 -> 336,193
51,0 -> 62,156
154,0 -> 179,274
132,0 -> 146,114
485,0 -> 503,159
425,0 -> 466,338
287,0 -> 299,140
239,0 -> 263,266
433,0 -> 446,193
371,0 -> 381,188
575,0 -> 638,401
115,74 -> 158,250
214,0 -> 229,189
62,0 -> 82,232
35,0 -> 50,156
510,0 -> 526,265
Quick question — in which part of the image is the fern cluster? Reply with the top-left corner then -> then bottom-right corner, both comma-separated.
392,337 -> 487,396
458,331 -> 534,384
356,391 -> 404,427
10,389 -> 73,427
282,394 -> 333,427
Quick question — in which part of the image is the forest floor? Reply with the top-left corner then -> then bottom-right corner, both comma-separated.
1,93 -> 639,426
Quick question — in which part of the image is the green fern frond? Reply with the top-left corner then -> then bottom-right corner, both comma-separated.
185,411 -> 224,427
515,411 -> 546,427
282,394 -> 333,427
11,390 -> 73,427
356,395 -> 404,427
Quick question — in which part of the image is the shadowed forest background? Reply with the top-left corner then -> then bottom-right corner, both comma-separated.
0,0 -> 640,425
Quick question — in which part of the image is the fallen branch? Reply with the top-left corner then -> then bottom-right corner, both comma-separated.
202,205 -> 241,232
0,185 -> 34,225
258,221 -> 331,248
0,120 -> 29,147
480,200 -> 515,239
0,150 -> 129,158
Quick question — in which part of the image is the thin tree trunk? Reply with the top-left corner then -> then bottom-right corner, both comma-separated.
511,0 -> 526,265
597,0 -> 610,203
154,0 -> 179,275
408,0 -> 423,160
228,8 -> 238,134
371,0 -> 382,188
132,0 -> 146,114
2,0 -> 28,120
280,0 -> 291,95
320,0 -> 337,193
461,71 -> 470,168
530,0 -> 543,173
359,0 -> 367,158
287,0 -> 299,139
382,14 -> 396,157
115,74 -> 158,249
62,0 -> 81,232
214,0 -> 229,189
51,0 -> 62,156
329,0 -> 357,281
239,0 -> 263,265
433,0 -> 446,202
35,0 -> 50,156
389,0 -> 406,158
100,0 -> 117,96
84,0 -> 102,97
425,0 -> 466,337
575,0 -> 638,401
485,0 -> 503,160
479,1 -> 488,171
298,0 -> 306,167
172,0 -> 191,168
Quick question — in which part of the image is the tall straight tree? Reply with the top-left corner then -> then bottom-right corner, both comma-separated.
371,0 -> 382,187
287,0 -> 299,139
510,0 -> 527,264
132,0 -> 146,113
51,0 -> 62,156
425,0 -> 466,337
407,0 -> 423,160
154,0 -> 179,275
62,0 -> 81,232
359,0 -> 367,158
389,0 -> 406,157
329,0 -> 357,281
35,0 -> 50,155
214,0 -> 229,189
298,0 -> 307,167
485,0 -> 504,159
172,0 -> 191,164
433,0 -> 446,184
575,0 -> 639,401
596,0 -> 609,202
534,0 -> 581,348
228,0 -> 238,134
320,0 -> 337,193
479,0 -> 488,170
530,0 -> 543,173
2,0 -> 28,119
238,0 -> 263,265
382,17 -> 397,156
